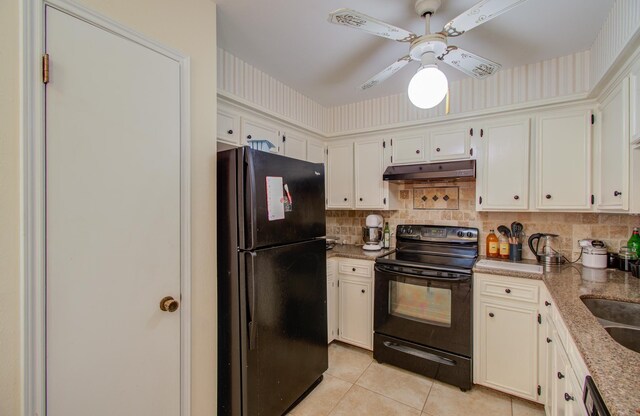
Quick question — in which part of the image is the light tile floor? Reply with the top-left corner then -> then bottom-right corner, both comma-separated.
289,342 -> 545,416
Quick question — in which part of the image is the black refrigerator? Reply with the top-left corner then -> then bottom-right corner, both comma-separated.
217,147 -> 328,416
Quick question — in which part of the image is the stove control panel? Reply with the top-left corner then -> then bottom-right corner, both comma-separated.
396,225 -> 478,243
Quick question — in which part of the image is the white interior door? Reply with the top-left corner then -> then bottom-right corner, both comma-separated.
46,7 -> 183,415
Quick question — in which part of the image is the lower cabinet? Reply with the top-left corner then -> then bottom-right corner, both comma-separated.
474,273 -> 541,401
327,257 -> 374,350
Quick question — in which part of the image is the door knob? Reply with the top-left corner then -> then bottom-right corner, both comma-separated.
614,191 -> 622,196
160,296 -> 179,312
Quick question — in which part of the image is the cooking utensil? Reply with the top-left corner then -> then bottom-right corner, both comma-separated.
511,222 -> 523,239
497,225 -> 511,238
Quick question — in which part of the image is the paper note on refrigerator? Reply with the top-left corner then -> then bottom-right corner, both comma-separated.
266,176 -> 285,221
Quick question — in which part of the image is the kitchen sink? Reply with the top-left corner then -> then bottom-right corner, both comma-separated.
604,327 -> 640,354
581,298 -> 640,353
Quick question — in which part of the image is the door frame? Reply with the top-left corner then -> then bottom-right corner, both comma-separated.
21,1 -> 192,415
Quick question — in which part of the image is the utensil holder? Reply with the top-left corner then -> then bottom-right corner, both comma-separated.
509,243 -> 522,261
631,260 -> 639,278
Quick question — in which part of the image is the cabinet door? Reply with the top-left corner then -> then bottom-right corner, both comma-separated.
217,109 -> 240,145
241,117 -> 281,153
428,125 -> 470,161
477,118 -> 530,210
391,135 -> 426,164
596,78 -> 629,210
478,299 -> 539,400
355,138 -> 386,209
631,67 -> 640,145
537,110 -> 592,210
338,277 -> 372,350
282,132 -> 307,160
552,328 -> 570,416
326,142 -> 354,208
307,140 -> 325,164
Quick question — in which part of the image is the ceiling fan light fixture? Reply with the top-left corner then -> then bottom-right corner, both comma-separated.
408,64 -> 448,109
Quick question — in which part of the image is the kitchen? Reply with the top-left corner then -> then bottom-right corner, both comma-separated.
216,0 -> 640,415
3,0 -> 640,416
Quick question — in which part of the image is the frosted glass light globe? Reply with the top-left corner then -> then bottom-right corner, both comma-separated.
407,66 -> 448,109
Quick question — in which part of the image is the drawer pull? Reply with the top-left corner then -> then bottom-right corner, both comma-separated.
557,372 -> 565,379
546,337 -> 552,343
614,191 -> 622,197
361,289 -> 365,294
352,268 -> 356,272
505,288 -> 511,294
227,129 -> 233,135
436,147 -> 441,152
546,194 -> 552,199
514,195 -> 519,200
489,312 -> 495,318
564,393 -> 573,402
545,301 -> 551,306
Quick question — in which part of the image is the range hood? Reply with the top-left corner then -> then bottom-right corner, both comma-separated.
383,160 -> 476,183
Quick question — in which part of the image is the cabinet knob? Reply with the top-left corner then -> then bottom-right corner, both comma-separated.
344,198 -> 348,202
545,301 -> 551,307
436,147 -> 441,152
247,134 -> 252,139
505,288 -> 511,294
545,194 -> 552,199
614,191 -> 622,197
359,197 -> 363,202
514,195 -> 519,200
352,268 -> 356,272
557,372 -> 565,379
564,393 -> 574,402
227,129 -> 233,135
416,149 -> 421,154
361,289 -> 365,294
546,337 -> 552,343
489,312 -> 495,317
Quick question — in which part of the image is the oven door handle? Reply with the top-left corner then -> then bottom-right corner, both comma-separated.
375,264 -> 471,282
383,341 -> 456,366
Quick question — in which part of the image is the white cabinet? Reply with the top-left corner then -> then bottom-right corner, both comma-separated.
428,124 -> 471,161
390,134 -> 426,165
536,110 -> 592,210
476,118 -> 530,211
326,142 -> 354,208
241,117 -> 281,152
307,140 -> 325,164
217,109 -> 240,145
327,260 -> 339,344
474,273 -> 541,401
630,64 -> 640,145
595,78 -> 629,210
355,138 -> 386,209
282,132 -> 307,160
332,258 -> 374,350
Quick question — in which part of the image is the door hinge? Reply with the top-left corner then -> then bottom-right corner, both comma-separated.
326,149 -> 329,155
391,155 -> 393,163
42,53 -> 50,84
282,135 -> 286,143
480,129 -> 484,137
538,313 -> 542,324
479,196 -> 483,205
383,140 -> 386,148
337,328 -> 340,336
470,128 -> 473,136
537,385 -> 542,396
591,194 -> 595,205
591,114 -> 595,125
383,197 -> 387,205
390,139 -> 393,146
470,148 -> 473,156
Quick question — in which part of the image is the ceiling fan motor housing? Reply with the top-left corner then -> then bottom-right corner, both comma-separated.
409,34 -> 448,63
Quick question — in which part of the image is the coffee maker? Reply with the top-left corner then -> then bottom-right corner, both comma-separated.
362,214 -> 383,251
528,233 -> 565,265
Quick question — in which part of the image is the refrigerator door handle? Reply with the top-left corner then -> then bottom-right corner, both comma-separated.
246,251 -> 257,350
244,150 -> 258,250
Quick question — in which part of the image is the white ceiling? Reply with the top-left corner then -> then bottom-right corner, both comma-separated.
216,0 -> 614,107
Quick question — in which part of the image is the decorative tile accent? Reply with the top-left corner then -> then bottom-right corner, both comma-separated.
414,187 -> 459,210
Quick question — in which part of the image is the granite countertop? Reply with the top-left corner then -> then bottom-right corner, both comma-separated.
474,258 -> 640,416
326,244 -> 395,260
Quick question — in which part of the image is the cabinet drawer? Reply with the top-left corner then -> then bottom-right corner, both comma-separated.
339,261 -> 372,278
478,279 -> 539,303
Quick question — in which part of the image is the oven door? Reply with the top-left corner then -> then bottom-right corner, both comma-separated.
374,264 -> 472,357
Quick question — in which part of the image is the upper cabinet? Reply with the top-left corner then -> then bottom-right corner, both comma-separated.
282,132 -> 306,160
536,109 -> 592,211
241,117 -> 281,153
326,142 -> 354,209
428,124 -> 471,161
630,63 -> 640,145
355,138 -> 386,209
595,77 -> 629,211
476,117 -> 530,211
307,140 -> 325,164
390,134 -> 426,165
217,109 -> 240,145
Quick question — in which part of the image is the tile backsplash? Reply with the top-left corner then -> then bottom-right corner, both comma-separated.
326,180 -> 640,261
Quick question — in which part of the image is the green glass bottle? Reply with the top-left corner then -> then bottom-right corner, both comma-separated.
383,222 -> 391,249
628,227 -> 640,257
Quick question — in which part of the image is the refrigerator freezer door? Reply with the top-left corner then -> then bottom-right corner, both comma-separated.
244,238 -> 328,416
241,148 -> 326,250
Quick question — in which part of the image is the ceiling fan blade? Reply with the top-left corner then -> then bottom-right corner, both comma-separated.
360,56 -> 412,90
438,46 -> 501,79
442,0 -> 529,37
328,8 -> 417,42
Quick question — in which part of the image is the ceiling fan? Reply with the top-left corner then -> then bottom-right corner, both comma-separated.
328,0 -> 530,109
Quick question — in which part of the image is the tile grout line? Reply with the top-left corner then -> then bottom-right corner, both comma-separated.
327,382 -> 358,416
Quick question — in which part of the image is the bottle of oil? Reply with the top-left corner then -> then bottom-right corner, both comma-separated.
499,232 -> 510,259
383,222 -> 391,249
486,229 -> 499,258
